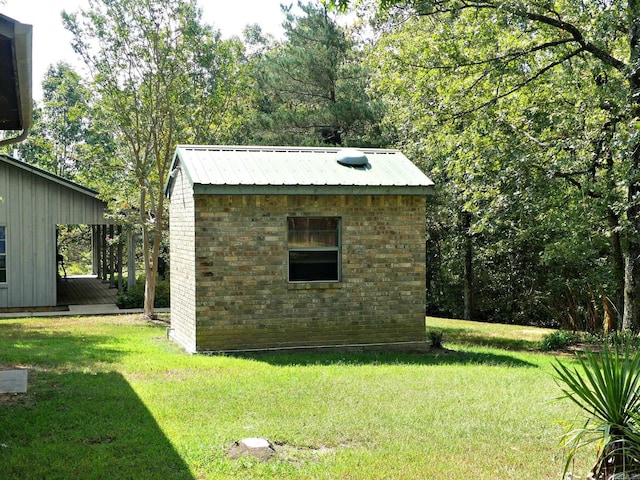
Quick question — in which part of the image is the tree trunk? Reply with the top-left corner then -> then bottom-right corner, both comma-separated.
623,248 -> 637,330
142,218 -> 156,319
141,189 -> 165,320
140,187 -> 154,319
623,0 -> 640,331
607,209 -> 625,317
143,261 -> 156,318
462,211 -> 473,320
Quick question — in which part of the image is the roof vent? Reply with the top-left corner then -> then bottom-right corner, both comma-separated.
336,149 -> 369,167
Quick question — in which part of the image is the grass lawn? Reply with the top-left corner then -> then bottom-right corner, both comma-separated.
0,315 -> 590,479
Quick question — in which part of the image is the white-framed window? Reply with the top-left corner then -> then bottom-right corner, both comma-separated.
0,226 -> 6,283
288,217 -> 341,282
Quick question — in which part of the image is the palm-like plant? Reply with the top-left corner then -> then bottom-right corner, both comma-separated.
553,341 -> 640,479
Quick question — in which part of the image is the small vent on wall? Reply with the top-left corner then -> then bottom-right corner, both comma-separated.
336,149 -> 369,167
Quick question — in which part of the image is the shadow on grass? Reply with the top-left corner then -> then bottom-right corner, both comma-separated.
429,326 -> 544,352
0,325 -> 193,479
236,322 -> 542,368
239,348 -> 537,368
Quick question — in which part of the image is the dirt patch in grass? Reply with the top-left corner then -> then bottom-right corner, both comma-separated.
272,441 -> 355,464
225,439 -> 355,465
0,392 -> 35,407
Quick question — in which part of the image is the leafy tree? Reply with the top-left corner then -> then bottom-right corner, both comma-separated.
40,62 -> 92,179
249,1 -> 382,146
329,0 -> 640,328
10,63 -> 99,184
63,0 -> 247,318
9,104 -> 54,167
395,25 -> 620,324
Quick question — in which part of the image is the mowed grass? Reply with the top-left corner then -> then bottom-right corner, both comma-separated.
0,315 -> 590,479
427,317 -> 558,350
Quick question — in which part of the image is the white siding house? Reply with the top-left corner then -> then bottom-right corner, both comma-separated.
0,155 -> 108,309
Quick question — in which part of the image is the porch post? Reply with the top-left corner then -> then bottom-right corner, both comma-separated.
117,225 -> 123,292
92,225 -> 100,276
109,224 -> 115,288
101,224 -> 108,282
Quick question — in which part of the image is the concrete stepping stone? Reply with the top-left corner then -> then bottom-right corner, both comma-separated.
0,370 -> 27,393
227,437 -> 276,461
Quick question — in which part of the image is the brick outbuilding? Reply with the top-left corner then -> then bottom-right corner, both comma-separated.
164,145 -> 434,353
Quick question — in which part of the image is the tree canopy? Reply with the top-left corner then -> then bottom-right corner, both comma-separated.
62,0 -> 248,317
324,0 -> 640,329
246,1 -> 383,146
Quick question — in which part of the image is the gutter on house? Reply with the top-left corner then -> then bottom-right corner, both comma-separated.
0,128 -> 29,147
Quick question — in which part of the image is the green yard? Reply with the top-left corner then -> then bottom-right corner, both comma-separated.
0,315 -> 589,479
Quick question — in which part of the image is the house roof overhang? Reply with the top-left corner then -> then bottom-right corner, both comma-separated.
0,154 -> 101,198
190,184 -> 433,196
0,14 -> 32,134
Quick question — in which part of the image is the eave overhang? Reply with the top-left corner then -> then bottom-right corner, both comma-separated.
191,184 -> 434,196
0,14 -> 32,133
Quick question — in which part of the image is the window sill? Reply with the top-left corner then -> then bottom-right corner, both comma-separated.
287,282 -> 343,290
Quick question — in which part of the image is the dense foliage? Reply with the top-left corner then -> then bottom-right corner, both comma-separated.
335,0 -> 640,329
116,276 -> 170,309
243,1 -> 383,146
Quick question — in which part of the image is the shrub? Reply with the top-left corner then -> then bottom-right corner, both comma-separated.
540,330 -> 581,351
429,330 -> 443,348
116,276 -> 170,309
605,330 -> 640,350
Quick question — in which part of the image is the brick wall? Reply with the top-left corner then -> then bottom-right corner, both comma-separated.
189,193 -> 427,352
168,167 -> 197,352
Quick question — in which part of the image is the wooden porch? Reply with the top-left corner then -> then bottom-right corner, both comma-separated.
57,275 -> 119,306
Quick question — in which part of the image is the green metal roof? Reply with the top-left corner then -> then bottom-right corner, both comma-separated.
165,145 -> 434,197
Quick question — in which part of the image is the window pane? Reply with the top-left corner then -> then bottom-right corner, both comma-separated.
0,226 -> 4,240
0,270 -> 5,283
0,257 -> 5,269
288,230 -> 337,248
0,240 -> 4,254
288,218 -> 338,247
289,251 -> 338,282
289,218 -> 338,230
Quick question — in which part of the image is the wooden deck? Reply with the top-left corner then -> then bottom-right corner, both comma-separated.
57,275 -> 119,306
